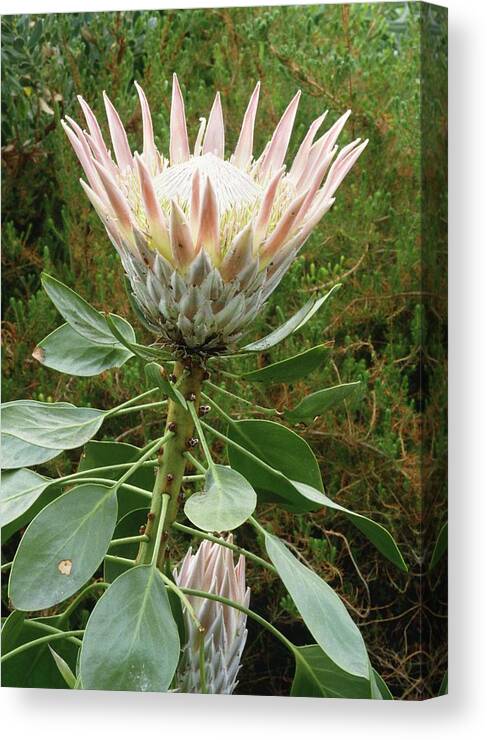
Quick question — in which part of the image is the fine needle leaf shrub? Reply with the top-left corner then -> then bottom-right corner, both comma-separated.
1,75 -> 408,697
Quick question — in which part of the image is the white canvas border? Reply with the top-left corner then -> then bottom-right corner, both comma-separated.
1,0 -> 486,738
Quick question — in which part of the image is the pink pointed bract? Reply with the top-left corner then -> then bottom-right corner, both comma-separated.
174,538 -> 250,694
63,75 -> 367,351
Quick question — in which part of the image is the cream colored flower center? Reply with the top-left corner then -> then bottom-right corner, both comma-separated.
154,152 -> 262,213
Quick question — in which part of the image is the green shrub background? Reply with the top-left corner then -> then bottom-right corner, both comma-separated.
1,2 -> 447,699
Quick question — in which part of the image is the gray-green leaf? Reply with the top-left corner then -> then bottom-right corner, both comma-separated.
291,644 -> 391,699
0,468 -> 52,527
33,318 -> 134,376
184,465 -> 257,532
1,610 -> 25,654
429,521 -> 447,571
242,285 -> 341,352
241,345 -> 329,384
290,480 -> 408,572
9,483 -> 117,611
227,419 -> 324,512
41,272 -> 123,346
1,430 -> 63,470
2,400 -> 105,451
264,531 -> 369,678
49,646 -> 77,688
284,381 -> 362,423
80,566 -> 180,692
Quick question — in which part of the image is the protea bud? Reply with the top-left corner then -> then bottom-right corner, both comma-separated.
63,75 -> 367,352
174,538 -> 250,694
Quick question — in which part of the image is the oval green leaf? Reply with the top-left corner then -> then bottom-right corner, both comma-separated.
291,644 -> 390,699
2,481 -> 63,543
1,430 -> 63,470
49,646 -> 77,688
41,272 -> 124,346
264,531 -> 369,678
284,381 -> 363,423
9,483 -> 117,611
290,480 -> 408,572
34,319 -> 134,376
1,610 -> 25,654
184,464 -> 257,532
243,285 -> 341,352
438,670 -> 448,696
242,345 -> 329,384
429,520 -> 447,571
0,468 -> 52,527
80,566 -> 180,692
227,419 -> 324,512
2,400 -> 105,451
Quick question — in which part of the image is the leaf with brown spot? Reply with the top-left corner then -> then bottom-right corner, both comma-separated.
9,483 -> 117,611
58,559 -> 72,576
32,346 -> 45,363
34,321 -> 134,377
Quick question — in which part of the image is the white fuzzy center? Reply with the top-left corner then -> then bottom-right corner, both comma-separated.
154,153 -> 262,213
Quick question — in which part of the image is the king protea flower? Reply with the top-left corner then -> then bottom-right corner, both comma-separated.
63,75 -> 367,352
174,538 -> 250,694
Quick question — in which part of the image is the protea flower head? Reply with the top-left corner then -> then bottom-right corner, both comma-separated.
174,537 -> 250,694
63,75 -> 367,353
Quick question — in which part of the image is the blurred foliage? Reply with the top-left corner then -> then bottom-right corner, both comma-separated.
1,3 -> 447,699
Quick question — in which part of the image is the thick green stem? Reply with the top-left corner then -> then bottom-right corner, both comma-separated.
136,360 -> 205,569
114,434 -> 172,491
